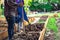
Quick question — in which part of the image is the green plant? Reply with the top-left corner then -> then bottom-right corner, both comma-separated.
24,0 -> 32,12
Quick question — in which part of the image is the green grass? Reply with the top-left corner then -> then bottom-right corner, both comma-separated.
47,17 -> 58,32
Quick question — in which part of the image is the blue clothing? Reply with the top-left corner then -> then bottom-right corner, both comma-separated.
15,7 -> 28,23
17,7 -> 28,22
16,0 -> 24,4
16,0 -> 28,23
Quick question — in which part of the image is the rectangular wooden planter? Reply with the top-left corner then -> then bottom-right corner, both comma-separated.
0,17 -> 49,40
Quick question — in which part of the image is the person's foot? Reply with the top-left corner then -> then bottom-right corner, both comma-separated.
17,27 -> 23,33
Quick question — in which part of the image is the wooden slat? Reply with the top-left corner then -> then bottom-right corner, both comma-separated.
2,30 -> 8,39
0,27 -> 8,40
39,17 -> 49,40
0,32 -> 3,40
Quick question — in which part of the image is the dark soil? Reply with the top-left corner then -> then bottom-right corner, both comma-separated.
25,23 -> 44,32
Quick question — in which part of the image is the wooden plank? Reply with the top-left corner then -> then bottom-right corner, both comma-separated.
0,32 -> 3,40
39,27 -> 46,40
2,30 -> 8,39
39,17 -> 49,40
0,27 -> 8,40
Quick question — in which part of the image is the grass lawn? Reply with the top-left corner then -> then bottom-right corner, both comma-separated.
47,17 -> 58,32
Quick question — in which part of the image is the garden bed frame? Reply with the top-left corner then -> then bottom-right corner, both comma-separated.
0,17 -> 49,40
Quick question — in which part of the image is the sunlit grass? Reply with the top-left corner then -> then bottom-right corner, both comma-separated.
47,17 -> 58,32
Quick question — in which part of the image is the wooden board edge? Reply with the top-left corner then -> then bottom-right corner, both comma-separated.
39,17 -> 49,40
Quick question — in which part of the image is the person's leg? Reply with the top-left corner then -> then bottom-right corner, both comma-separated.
17,7 -> 22,32
6,16 -> 14,40
18,21 -> 22,32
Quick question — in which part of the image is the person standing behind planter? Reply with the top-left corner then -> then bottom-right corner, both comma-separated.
4,0 -> 21,40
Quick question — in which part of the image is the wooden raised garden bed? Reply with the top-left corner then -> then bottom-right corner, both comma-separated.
0,16 -> 49,40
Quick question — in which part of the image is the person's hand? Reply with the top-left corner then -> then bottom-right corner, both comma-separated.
20,2 -> 24,7
28,21 -> 31,25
